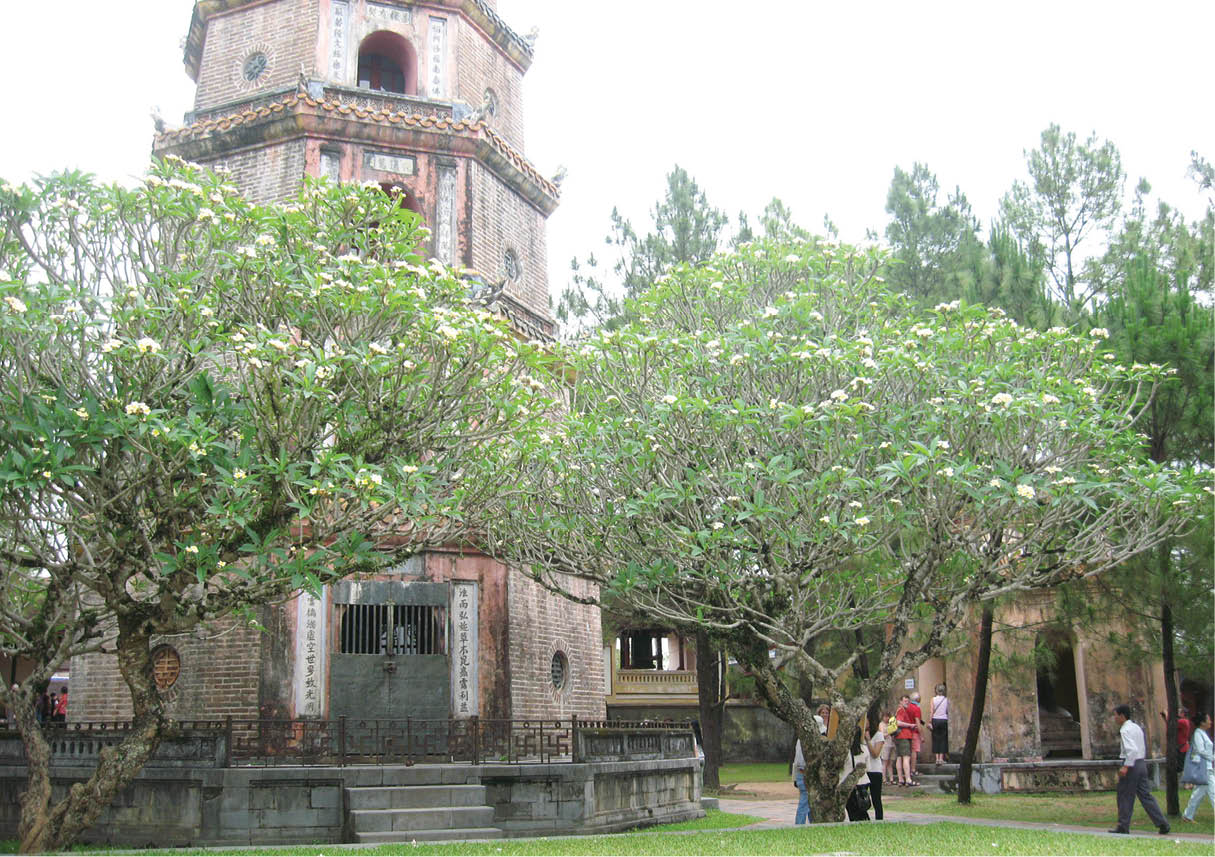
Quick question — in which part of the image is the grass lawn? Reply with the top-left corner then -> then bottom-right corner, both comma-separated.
50,821 -> 1210,856
892,788 -> 1215,833
718,761 -> 789,784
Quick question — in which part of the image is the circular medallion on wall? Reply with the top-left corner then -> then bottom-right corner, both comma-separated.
547,638 -> 573,704
151,645 -> 182,691
234,44 -> 276,91
503,248 -> 522,282
551,650 -> 569,691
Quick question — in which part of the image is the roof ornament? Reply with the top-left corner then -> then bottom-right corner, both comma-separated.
551,165 -> 567,189
523,26 -> 540,48
151,106 -> 167,134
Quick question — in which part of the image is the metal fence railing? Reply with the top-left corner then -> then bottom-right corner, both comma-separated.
1,717 -> 696,769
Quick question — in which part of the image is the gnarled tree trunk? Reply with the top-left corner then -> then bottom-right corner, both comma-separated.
19,619 -> 169,853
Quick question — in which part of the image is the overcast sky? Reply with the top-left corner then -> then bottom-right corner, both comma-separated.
1,1 -> 1210,298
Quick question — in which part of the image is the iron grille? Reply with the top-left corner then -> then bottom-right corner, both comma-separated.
337,603 -> 447,655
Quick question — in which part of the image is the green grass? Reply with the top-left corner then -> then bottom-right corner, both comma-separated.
718,761 -> 789,784
637,809 -> 764,831
50,822 -> 1212,856
893,788 -> 1215,833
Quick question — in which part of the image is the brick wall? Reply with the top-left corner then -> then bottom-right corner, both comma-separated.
194,0 -> 321,113
69,618 -> 264,722
452,15 -> 525,151
506,569 -> 605,720
205,141 -> 308,205
469,162 -> 550,318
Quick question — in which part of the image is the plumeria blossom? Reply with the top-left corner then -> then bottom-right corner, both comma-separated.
0,162 -> 558,848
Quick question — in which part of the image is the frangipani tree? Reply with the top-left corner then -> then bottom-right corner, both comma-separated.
484,239 -> 1206,822
0,159 -> 549,852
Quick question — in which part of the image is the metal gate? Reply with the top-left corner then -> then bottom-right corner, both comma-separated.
329,580 -> 450,726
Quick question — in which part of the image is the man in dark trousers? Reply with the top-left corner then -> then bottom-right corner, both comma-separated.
1110,704 -> 1169,835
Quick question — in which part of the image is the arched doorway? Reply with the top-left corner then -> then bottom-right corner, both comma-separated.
357,31 -> 417,95
1036,632 -> 1083,757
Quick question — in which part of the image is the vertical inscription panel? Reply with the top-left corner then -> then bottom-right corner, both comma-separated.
293,588 -> 329,717
428,17 -> 448,98
437,164 -> 457,265
330,0 -> 350,83
451,581 -> 479,718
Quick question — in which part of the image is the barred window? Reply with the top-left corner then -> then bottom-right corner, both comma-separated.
337,604 -> 447,655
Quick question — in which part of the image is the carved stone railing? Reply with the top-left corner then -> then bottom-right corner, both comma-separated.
0,721 -> 227,769
572,724 -> 696,763
0,718 -> 695,769
613,669 -> 699,695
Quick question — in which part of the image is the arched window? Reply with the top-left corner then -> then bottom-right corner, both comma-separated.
357,31 -> 417,95
380,182 -> 422,217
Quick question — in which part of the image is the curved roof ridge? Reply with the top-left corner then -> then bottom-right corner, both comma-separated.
154,91 -> 559,199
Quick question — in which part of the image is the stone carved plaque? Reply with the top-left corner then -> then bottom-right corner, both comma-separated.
368,2 -> 412,24
151,645 -> 181,691
293,588 -> 328,717
366,152 -> 416,176
437,164 -> 456,264
330,0 -> 350,82
451,581 -> 479,718
320,151 -> 341,182
428,17 -> 447,98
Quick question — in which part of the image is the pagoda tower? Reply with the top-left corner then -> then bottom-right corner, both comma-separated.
71,1 -> 603,728
154,0 -> 559,337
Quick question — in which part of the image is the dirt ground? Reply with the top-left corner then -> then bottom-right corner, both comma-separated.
719,780 -> 921,802
718,781 -> 797,800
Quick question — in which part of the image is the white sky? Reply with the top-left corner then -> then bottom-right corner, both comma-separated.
1,1 -> 1210,299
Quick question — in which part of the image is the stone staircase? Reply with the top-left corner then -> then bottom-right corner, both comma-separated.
344,770 -> 503,844
907,763 -> 959,794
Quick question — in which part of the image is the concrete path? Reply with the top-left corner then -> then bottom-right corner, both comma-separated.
717,797 -> 1215,843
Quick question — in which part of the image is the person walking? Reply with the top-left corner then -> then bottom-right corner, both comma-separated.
864,719 -> 886,820
1181,712 -> 1214,823
792,737 -> 812,824
930,684 -> 949,765
1109,704 -> 1169,835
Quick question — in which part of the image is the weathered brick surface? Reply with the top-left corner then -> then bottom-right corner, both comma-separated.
451,14 -> 525,150
205,141 -> 309,205
71,619 -> 263,722
194,0 -> 320,113
506,570 -> 605,720
469,161 -> 549,317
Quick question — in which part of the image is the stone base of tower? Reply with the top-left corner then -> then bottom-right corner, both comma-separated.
69,549 -> 604,725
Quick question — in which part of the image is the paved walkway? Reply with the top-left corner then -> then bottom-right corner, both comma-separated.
717,797 -> 1215,843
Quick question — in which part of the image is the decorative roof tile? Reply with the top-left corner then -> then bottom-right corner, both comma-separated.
154,91 -> 560,201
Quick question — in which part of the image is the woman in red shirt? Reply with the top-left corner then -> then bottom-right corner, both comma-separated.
895,695 -> 918,786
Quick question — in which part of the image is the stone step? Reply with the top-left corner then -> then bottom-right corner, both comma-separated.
348,805 -> 496,833
906,773 -> 956,794
346,784 -> 487,810
352,827 -> 505,844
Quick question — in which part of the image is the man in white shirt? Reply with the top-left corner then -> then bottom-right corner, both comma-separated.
1110,704 -> 1169,835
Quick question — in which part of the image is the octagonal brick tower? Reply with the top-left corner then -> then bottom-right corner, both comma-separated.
67,1 -> 605,729
154,0 -> 558,338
